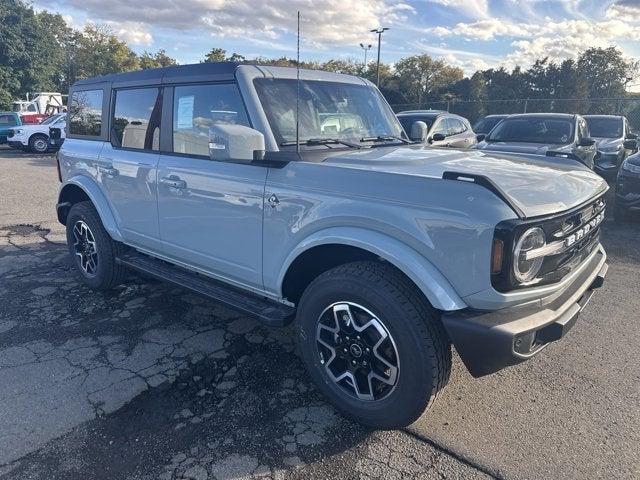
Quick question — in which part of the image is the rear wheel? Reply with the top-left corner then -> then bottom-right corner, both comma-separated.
29,134 -> 49,153
297,261 -> 451,428
65,201 -> 127,290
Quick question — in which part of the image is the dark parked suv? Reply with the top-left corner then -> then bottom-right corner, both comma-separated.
475,113 -> 597,168
396,110 -> 477,148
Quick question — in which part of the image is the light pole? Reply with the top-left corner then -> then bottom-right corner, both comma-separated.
370,27 -> 389,87
359,43 -> 372,68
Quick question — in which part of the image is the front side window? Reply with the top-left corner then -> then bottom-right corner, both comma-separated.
69,90 -> 103,136
0,115 -> 16,126
254,78 -> 402,146
431,119 -> 448,136
398,115 -> 436,134
173,83 -> 250,156
487,117 -> 574,144
111,88 -> 161,150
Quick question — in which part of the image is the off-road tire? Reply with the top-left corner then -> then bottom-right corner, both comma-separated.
29,134 -> 49,154
297,260 -> 451,429
66,201 -> 127,290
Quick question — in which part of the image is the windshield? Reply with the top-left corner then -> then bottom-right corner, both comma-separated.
254,78 -> 402,145
585,117 -> 622,138
473,116 -> 504,134
487,117 -> 574,144
398,116 -> 436,134
40,114 -> 61,125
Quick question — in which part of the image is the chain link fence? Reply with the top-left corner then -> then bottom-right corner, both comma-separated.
391,98 -> 640,131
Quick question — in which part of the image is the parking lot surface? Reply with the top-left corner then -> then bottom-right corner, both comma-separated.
0,146 -> 638,479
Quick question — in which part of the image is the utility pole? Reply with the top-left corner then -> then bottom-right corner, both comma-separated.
370,27 -> 389,87
359,43 -> 372,68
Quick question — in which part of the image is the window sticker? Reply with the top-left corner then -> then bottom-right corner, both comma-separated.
177,95 -> 194,129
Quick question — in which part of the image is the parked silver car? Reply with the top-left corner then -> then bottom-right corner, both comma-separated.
56,63 -> 608,428
584,115 -> 637,178
396,110 -> 477,148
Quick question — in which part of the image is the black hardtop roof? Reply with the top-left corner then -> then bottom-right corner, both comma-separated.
72,62 -> 244,88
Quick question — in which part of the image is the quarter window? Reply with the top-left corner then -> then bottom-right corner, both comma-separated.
111,88 -> 162,150
69,90 -> 103,136
173,83 -> 249,156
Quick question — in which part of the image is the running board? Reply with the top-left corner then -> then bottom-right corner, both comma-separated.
116,252 -> 295,327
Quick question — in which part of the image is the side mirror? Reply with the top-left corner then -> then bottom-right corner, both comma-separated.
579,137 -> 596,147
623,139 -> 638,150
432,133 -> 446,143
209,124 -> 265,163
476,134 -> 486,143
410,121 -> 428,142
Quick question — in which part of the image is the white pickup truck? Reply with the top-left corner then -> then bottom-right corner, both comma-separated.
7,113 -> 66,153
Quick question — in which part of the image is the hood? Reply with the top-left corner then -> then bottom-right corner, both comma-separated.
594,137 -> 622,151
323,145 -> 608,219
475,141 -> 570,156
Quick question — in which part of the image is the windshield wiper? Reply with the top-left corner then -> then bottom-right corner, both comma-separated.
280,138 -> 362,149
360,135 -> 412,145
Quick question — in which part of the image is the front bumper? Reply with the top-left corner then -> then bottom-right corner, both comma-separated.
441,246 -> 607,377
616,173 -> 640,210
7,140 -> 26,149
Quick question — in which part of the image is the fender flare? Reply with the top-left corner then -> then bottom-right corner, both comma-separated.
276,226 -> 467,312
58,176 -> 124,242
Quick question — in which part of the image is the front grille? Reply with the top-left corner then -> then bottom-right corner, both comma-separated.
536,197 -> 605,285
7,130 -> 15,138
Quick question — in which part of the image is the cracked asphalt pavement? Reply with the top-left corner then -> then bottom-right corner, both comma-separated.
0,146 -> 639,479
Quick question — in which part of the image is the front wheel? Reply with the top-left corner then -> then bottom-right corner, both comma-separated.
297,261 -> 451,429
29,134 -> 49,154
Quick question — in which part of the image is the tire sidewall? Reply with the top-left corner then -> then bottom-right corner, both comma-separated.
29,134 -> 49,154
297,270 -> 437,427
66,205 -> 111,289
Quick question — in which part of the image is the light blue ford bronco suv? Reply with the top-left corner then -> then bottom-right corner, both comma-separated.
56,62 -> 608,428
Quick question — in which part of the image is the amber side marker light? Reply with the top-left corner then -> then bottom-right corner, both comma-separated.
491,238 -> 504,274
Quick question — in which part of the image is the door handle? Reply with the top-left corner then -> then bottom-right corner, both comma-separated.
97,165 -> 118,177
160,177 -> 187,189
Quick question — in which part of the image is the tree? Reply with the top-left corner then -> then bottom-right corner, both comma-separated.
394,55 -> 463,106
201,48 -> 245,63
139,49 -> 177,69
72,25 -> 139,80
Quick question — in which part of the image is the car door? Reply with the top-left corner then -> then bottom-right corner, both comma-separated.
0,113 -> 18,142
447,118 -> 470,148
156,83 -> 267,292
574,117 -> 596,168
429,118 -> 449,146
98,87 -> 162,251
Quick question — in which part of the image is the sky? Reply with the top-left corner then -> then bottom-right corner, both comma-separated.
36,0 -> 640,81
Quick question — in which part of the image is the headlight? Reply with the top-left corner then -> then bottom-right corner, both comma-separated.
622,162 -> 640,174
513,227 -> 546,283
13,129 -> 23,135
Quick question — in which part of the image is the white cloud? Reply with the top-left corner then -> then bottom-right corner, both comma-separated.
60,0 -> 414,48
428,0 -> 490,19
110,22 -> 154,46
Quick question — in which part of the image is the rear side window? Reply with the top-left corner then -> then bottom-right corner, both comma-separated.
111,88 -> 162,151
0,114 -> 17,126
69,90 -> 103,136
173,83 -> 249,157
